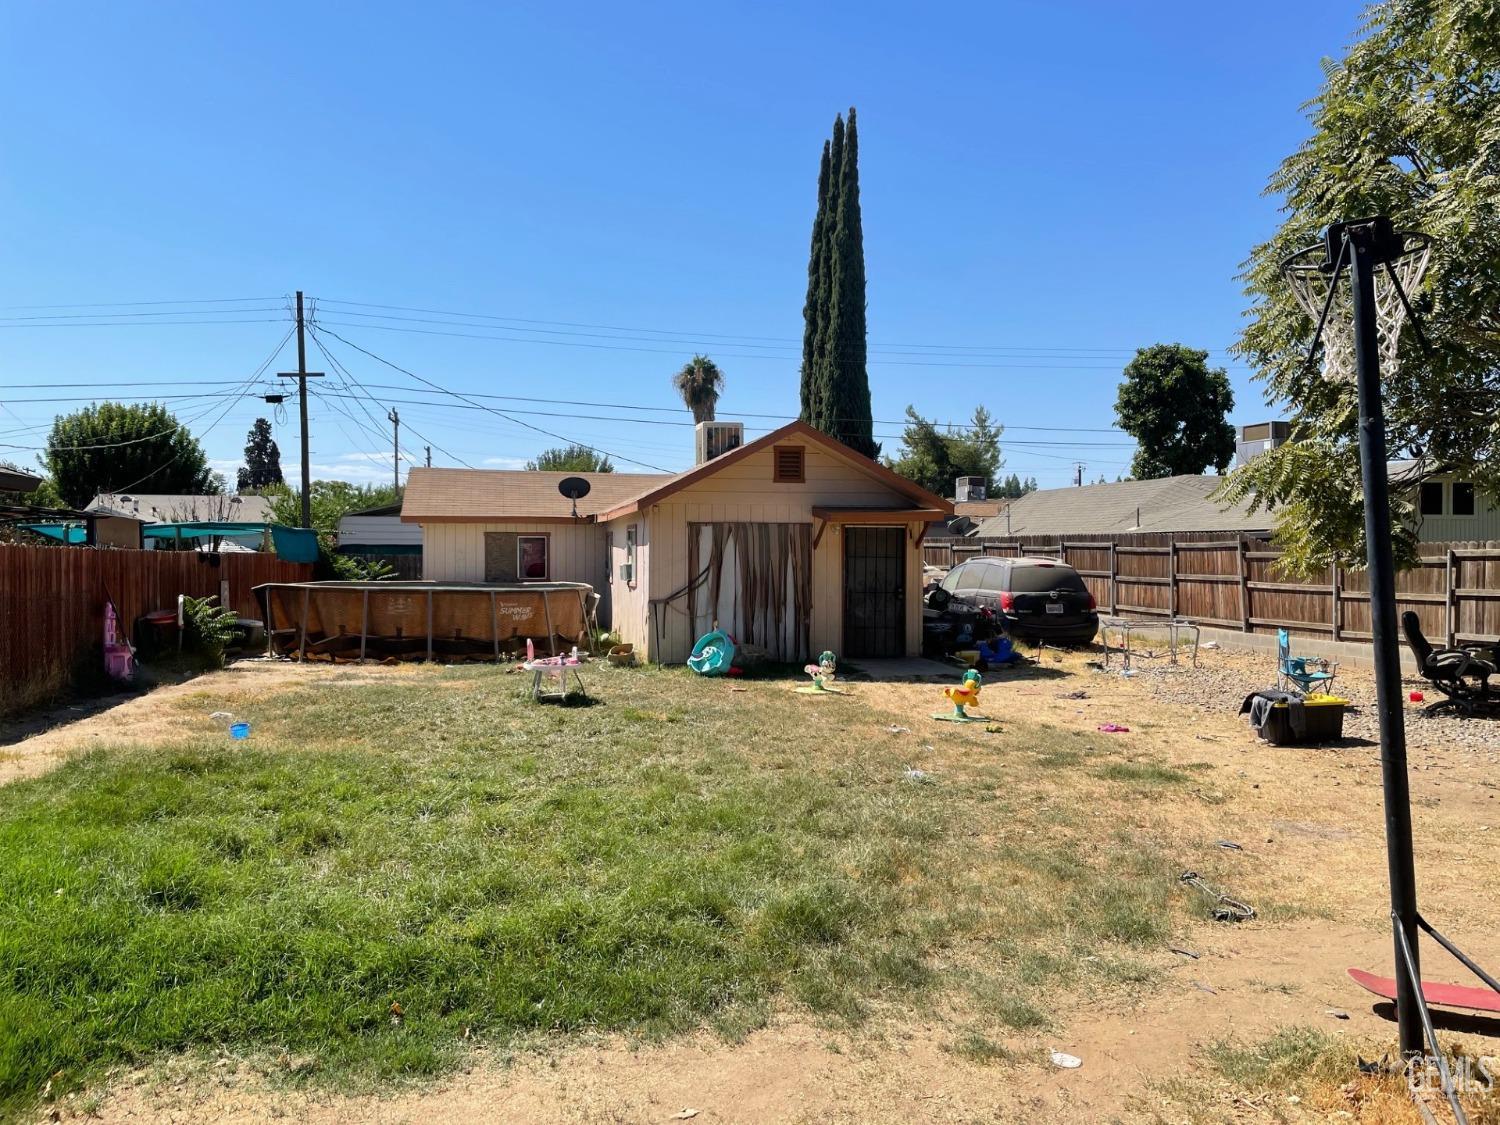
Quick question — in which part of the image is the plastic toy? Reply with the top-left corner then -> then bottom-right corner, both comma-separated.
687,629 -> 735,676
795,650 -> 842,694
933,670 -> 985,722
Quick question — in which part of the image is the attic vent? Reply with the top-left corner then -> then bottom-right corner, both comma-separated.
773,445 -> 805,484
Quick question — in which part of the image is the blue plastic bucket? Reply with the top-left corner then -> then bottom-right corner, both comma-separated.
229,722 -> 251,740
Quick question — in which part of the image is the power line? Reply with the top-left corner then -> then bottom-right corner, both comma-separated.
0,307 -> 288,323
308,329 -> 475,469
313,297 -> 1242,356
309,326 -> 671,472
311,318 -> 1252,371
0,318 -> 292,329
0,296 -> 282,311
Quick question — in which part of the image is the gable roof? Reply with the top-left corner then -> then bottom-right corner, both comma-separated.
400,422 -> 953,525
969,475 -> 1270,538
88,493 -> 272,523
595,420 -> 952,521
401,469 -> 668,523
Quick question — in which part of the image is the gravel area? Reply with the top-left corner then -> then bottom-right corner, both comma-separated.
1121,645 -> 1500,754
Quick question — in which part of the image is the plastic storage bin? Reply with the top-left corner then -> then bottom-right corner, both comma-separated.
1257,695 -> 1348,745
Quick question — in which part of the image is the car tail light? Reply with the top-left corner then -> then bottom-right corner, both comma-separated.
1086,592 -> 1097,611
998,592 -> 1015,612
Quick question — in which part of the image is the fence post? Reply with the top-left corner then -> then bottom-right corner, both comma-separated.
1445,547 -> 1457,647
1331,564 -> 1343,642
1237,538 -> 1251,633
1108,540 -> 1117,614
1168,541 -> 1178,619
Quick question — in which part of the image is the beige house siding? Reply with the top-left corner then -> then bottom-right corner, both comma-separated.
603,516 -> 651,654
421,521 -> 612,617
637,441 -> 926,663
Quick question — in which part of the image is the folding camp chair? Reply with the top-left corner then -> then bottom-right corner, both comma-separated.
1277,627 -> 1338,696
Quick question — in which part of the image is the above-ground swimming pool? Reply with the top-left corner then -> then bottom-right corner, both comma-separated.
254,580 -> 598,662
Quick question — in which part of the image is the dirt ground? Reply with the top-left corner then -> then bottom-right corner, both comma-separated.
10,648 -> 1500,1124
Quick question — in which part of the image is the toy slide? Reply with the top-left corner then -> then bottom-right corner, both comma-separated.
1347,967 -> 1500,1013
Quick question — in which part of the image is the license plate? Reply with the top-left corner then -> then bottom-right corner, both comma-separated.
1045,603 -> 1065,614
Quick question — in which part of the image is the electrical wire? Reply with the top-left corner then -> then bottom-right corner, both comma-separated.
309,325 -> 671,472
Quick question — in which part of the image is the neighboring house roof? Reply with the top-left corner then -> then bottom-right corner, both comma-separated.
88,493 -> 273,523
970,475 -> 1270,538
343,503 -> 404,518
0,464 -> 43,493
401,421 -> 954,525
594,420 -> 952,521
401,470 -> 669,523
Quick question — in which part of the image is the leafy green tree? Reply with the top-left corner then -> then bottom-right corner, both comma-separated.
236,418 -> 283,492
264,481 -> 402,533
1114,344 -> 1235,479
673,356 -> 724,424
43,402 -> 217,508
525,445 -> 614,473
885,406 -> 1004,497
1221,0 -> 1500,574
799,109 -> 878,459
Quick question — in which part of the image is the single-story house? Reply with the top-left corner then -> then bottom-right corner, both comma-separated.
88,492 -> 273,524
401,420 -> 952,663
336,503 -> 424,577
1391,462 -> 1500,542
969,475 -> 1272,539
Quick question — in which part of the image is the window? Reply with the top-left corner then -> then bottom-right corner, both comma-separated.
605,531 -> 614,584
1452,482 -> 1476,517
773,445 -> 805,483
976,564 -> 1007,593
483,532 -> 518,582
1420,482 -> 1445,516
1008,564 -> 1088,593
940,564 -> 966,593
517,535 -> 549,580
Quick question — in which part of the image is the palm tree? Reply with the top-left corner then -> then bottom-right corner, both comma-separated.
673,355 -> 724,424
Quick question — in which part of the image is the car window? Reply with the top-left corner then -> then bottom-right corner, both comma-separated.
1008,564 -> 1088,593
976,564 -> 1007,592
940,564 -> 965,592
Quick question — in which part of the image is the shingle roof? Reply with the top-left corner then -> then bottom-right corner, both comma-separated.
969,475 -> 1270,538
401,469 -> 669,522
88,493 -> 272,523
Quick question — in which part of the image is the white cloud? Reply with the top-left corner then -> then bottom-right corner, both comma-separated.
482,456 -> 528,469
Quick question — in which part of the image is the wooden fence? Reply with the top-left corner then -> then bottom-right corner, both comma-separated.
923,534 -> 1500,647
0,545 -> 313,701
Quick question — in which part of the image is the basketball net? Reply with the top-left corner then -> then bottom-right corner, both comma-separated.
1282,232 -> 1431,381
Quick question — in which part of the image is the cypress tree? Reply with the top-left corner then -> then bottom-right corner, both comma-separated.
799,141 -> 832,424
798,109 -> 877,460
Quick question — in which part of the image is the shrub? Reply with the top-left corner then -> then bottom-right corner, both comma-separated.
180,595 -> 239,668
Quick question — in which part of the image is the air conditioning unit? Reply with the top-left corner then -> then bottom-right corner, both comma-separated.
618,562 -> 633,583
695,421 -> 744,464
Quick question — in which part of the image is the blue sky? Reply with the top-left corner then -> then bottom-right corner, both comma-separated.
0,1 -> 1366,490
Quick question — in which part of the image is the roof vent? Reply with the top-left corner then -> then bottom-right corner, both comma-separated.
695,421 -> 744,464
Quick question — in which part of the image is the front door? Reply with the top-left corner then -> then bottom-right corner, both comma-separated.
844,526 -> 905,658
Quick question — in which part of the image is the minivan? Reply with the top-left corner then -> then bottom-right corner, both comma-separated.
930,556 -> 1099,645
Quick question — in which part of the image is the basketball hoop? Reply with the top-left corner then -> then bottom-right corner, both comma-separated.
1281,218 -> 1431,381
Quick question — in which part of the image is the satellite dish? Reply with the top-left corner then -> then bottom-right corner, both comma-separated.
558,476 -> 592,518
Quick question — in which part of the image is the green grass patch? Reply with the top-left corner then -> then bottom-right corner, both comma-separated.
1094,761 -> 1191,786
0,664 -> 1187,1113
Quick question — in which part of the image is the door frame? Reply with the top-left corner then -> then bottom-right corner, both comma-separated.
842,524 -> 907,658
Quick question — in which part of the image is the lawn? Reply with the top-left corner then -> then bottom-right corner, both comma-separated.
0,659 -> 1202,1114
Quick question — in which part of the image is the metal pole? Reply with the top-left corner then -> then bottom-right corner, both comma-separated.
1348,223 -> 1423,1058
388,408 -> 400,491
296,292 -> 311,528
278,296 -> 323,529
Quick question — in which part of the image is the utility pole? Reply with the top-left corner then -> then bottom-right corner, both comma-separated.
277,291 -> 324,528
1074,462 -> 1086,487
424,445 -> 431,469
388,408 -> 401,490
